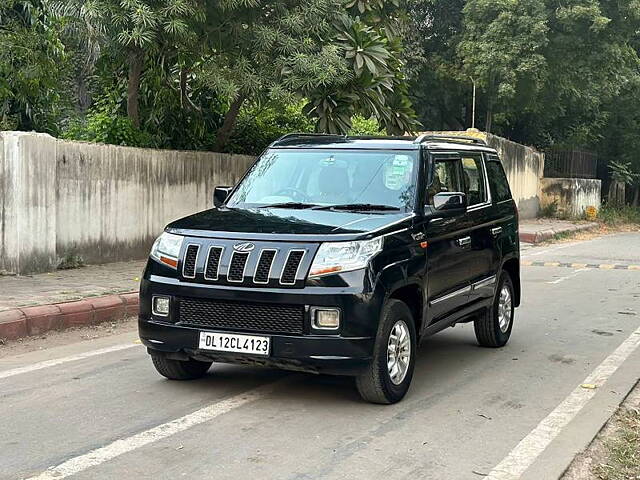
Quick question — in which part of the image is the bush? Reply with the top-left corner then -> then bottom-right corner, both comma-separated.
62,111 -> 153,147
348,115 -> 384,135
225,102 -> 314,155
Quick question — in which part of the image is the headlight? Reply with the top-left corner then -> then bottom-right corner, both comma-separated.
150,232 -> 184,269
309,237 -> 383,278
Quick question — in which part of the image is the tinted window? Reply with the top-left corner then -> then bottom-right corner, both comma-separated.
486,158 -> 512,202
427,158 -> 464,205
461,156 -> 487,206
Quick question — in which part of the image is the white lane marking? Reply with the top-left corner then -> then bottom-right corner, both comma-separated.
0,343 -> 139,380
546,268 -> 590,284
26,378 -> 290,480
486,325 -> 640,480
522,242 -> 579,258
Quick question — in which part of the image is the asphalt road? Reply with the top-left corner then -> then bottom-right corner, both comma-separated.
2,232 -> 640,480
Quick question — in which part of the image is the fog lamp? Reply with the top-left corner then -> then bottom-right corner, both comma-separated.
311,308 -> 340,330
152,296 -> 170,317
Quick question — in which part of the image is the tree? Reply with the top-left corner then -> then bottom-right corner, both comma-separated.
201,0 -> 419,149
0,0 -> 68,132
54,0 -> 203,128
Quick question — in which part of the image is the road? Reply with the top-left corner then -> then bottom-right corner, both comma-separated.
2,232 -> 639,480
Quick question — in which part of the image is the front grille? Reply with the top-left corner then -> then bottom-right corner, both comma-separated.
254,249 -> 276,284
228,251 -> 249,282
183,245 -> 199,278
180,239 -> 312,287
204,247 -> 223,280
179,298 -> 304,335
281,250 -> 305,285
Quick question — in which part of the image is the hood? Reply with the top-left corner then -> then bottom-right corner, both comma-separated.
166,207 -> 412,242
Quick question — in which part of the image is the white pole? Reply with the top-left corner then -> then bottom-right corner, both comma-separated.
470,77 -> 476,130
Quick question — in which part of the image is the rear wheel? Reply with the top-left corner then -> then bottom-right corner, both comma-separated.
151,354 -> 212,380
356,299 -> 417,404
474,272 -> 515,347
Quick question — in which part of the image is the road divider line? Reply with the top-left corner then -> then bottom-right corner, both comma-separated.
26,378 -> 291,480
546,268 -> 590,285
485,325 -> 640,480
0,343 -> 139,380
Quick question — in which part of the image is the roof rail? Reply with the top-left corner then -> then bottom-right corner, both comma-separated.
272,133 -> 347,146
414,134 -> 487,146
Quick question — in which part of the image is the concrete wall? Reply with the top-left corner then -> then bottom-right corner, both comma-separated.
486,133 -> 545,219
0,132 -> 254,274
1,132 -> 58,274
540,177 -> 601,219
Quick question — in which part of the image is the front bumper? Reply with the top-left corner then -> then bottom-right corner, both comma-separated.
139,263 -> 383,376
140,319 -> 374,375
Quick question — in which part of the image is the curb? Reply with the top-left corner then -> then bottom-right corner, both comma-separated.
0,292 -> 139,341
519,222 -> 599,244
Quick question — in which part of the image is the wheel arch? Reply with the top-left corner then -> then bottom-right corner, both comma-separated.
501,257 -> 521,307
388,283 -> 424,335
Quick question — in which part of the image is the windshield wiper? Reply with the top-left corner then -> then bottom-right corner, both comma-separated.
314,203 -> 402,212
257,202 -> 320,210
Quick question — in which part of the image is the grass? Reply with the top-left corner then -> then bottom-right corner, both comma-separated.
597,205 -> 640,227
593,403 -> 640,480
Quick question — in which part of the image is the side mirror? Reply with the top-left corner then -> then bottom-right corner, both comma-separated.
433,192 -> 467,212
213,186 -> 233,208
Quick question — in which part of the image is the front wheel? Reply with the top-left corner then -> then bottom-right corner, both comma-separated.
151,354 -> 212,380
356,299 -> 417,404
474,272 -> 515,347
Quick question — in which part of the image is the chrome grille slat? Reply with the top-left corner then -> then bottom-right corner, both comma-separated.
182,244 -> 199,279
280,250 -> 306,285
204,246 -> 223,281
253,249 -> 277,284
228,251 -> 250,283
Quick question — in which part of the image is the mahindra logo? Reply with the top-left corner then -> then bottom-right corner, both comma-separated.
233,242 -> 255,253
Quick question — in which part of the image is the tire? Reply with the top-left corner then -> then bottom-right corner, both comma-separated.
474,271 -> 515,348
356,299 -> 417,404
151,354 -> 212,380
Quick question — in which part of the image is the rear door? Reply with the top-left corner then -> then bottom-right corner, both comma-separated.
484,153 -> 519,267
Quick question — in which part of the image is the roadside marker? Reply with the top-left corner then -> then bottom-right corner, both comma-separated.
25,377 -> 293,480
484,326 -> 640,480
0,343 -> 139,380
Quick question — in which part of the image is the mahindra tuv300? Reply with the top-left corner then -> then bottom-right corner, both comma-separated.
139,134 -> 520,404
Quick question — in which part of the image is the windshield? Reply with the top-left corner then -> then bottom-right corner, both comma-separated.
226,149 -> 418,211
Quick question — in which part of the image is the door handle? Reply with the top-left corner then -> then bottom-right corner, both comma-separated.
491,227 -> 503,237
456,236 -> 471,247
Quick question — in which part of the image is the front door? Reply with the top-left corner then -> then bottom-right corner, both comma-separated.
460,154 -> 499,304
422,154 -> 473,323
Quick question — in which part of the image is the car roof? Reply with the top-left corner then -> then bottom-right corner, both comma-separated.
269,134 -> 498,154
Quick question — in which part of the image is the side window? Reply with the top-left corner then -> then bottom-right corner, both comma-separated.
461,156 -> 487,206
427,158 -> 464,205
486,157 -> 512,202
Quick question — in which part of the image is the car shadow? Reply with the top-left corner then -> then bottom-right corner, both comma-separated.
168,324 -> 503,405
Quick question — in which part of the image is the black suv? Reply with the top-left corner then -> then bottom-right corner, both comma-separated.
139,134 -> 520,404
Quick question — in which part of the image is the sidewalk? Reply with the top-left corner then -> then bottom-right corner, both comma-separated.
0,261 -> 145,341
519,218 -> 599,244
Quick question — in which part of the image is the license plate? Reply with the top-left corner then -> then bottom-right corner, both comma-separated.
198,331 -> 270,356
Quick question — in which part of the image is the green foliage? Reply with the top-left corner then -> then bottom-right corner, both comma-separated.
598,205 -> 640,226
609,161 -> 638,185
62,107 -> 152,147
226,102 -> 315,155
0,0 -> 69,133
349,115 -> 384,135
539,200 -> 559,219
